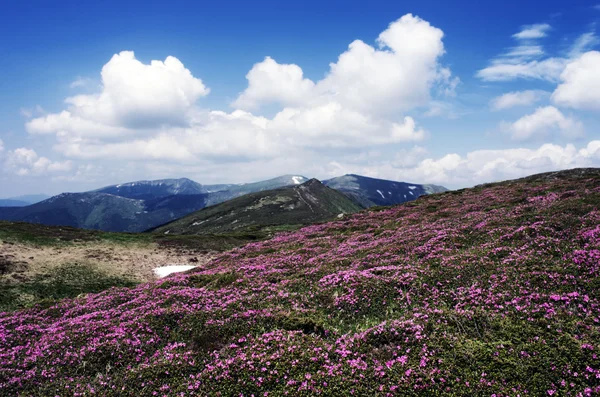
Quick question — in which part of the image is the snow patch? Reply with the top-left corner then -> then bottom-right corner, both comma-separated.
409,191 -> 414,196
292,176 -> 304,185
376,190 -> 385,199
153,265 -> 197,278
408,186 -> 417,190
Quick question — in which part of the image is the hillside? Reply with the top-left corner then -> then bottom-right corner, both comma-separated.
3,169 -> 600,396
153,178 -> 362,235
0,221 -> 262,311
202,175 -> 309,206
323,174 -> 447,207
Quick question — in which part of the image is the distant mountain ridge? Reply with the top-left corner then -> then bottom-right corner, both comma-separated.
153,178 -> 362,235
0,194 -> 50,207
93,178 -> 207,200
0,174 -> 447,232
323,174 -> 447,207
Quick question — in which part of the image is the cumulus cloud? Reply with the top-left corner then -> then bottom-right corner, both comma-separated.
502,106 -> 583,141
552,51 -> 600,110
234,14 -> 456,116
25,15 -> 454,171
490,90 -> 548,110
330,140 -> 600,188
406,141 -> 600,186
27,51 -> 209,137
231,57 -> 315,110
3,148 -> 72,176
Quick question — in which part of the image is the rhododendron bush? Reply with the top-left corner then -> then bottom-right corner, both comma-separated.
1,170 -> 600,396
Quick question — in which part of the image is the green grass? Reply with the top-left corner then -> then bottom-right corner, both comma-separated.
0,221 -> 266,251
0,262 -> 138,312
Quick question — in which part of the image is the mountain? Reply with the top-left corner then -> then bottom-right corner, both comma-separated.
0,194 -> 50,207
3,168 -> 599,396
153,178 -> 361,235
0,174 -> 443,232
0,192 -> 208,232
94,178 -> 207,200
94,176 -> 308,203
323,174 -> 447,207
0,176 -> 310,232
0,199 -> 30,207
202,175 -> 309,206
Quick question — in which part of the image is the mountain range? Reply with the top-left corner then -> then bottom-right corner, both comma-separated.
323,174 -> 446,207
0,174 -> 446,232
153,178 -> 362,235
0,194 -> 50,207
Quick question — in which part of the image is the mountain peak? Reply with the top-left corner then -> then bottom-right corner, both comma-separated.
299,178 -> 322,187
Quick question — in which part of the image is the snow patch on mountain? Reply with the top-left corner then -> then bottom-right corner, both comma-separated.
292,176 -> 305,185
153,265 -> 197,278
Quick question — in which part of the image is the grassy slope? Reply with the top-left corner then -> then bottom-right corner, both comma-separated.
1,169 -> 600,395
0,222 -> 261,311
153,179 -> 362,235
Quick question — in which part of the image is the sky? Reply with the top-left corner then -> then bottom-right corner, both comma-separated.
1,0 -> 599,197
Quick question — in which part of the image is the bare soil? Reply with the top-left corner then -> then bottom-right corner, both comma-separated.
0,240 -> 215,284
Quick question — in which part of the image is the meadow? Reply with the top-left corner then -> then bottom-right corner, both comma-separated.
1,169 -> 599,396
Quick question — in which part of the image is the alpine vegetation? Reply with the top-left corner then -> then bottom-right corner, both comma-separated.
1,169 -> 599,396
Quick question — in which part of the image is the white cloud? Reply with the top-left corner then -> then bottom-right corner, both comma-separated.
512,24 -> 551,40
569,33 -> 599,58
490,90 -> 548,110
330,140 -> 600,188
231,57 -> 315,110
502,106 -> 583,141
27,51 -> 209,136
3,148 -> 72,176
234,14 -> 456,115
19,108 -> 32,118
505,45 -> 544,58
26,15 -> 454,169
0,139 -> 4,152
391,117 -> 426,142
69,76 -> 95,89
477,58 -> 566,82
477,25 -> 598,82
315,14 -> 453,114
552,51 -> 600,110
27,110 -> 131,138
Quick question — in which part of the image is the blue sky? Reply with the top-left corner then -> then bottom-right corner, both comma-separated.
1,0 -> 599,196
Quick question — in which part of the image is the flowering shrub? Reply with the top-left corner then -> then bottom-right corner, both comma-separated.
1,170 -> 600,395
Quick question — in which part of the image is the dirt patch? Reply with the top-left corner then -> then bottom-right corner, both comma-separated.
0,240 -> 215,284
0,254 -> 29,275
